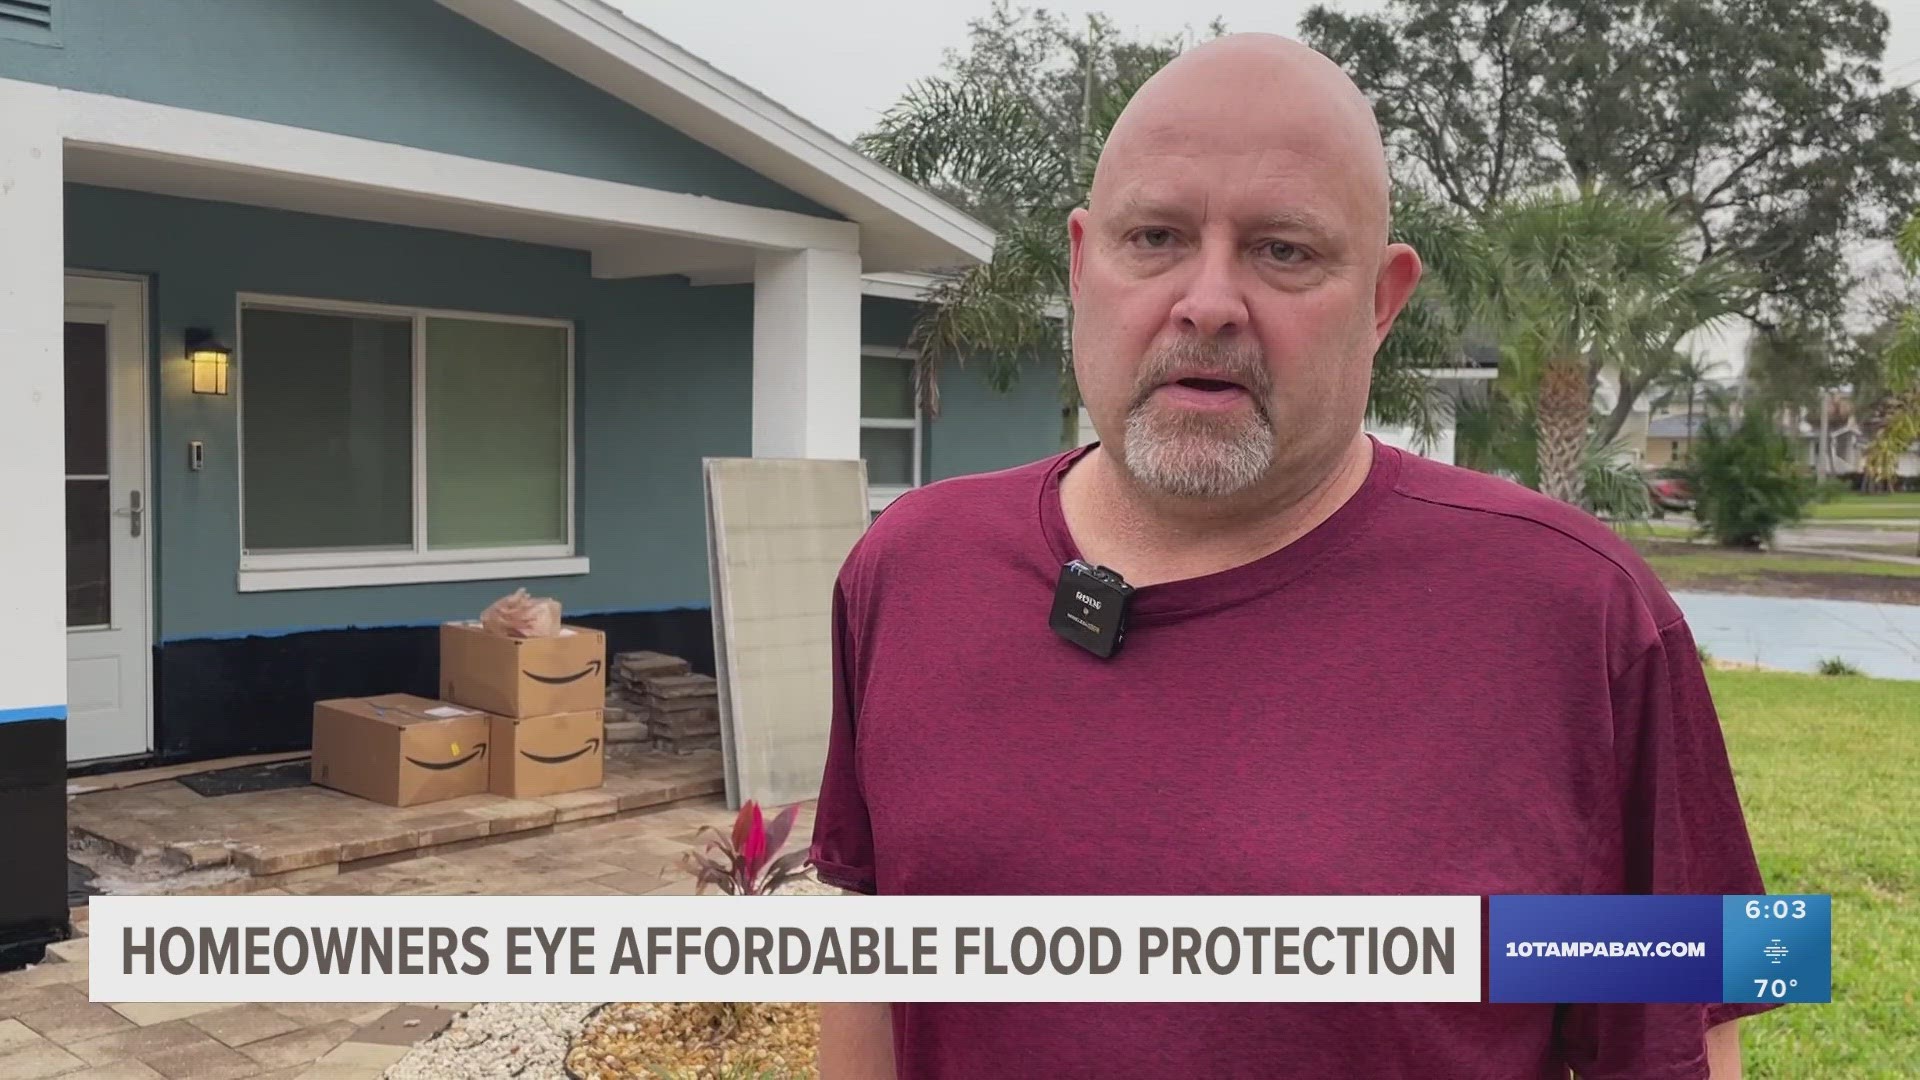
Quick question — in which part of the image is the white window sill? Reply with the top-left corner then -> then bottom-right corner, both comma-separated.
868,485 -> 914,513
237,556 -> 590,593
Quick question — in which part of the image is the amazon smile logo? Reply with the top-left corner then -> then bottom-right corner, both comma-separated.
520,738 -> 600,766
405,743 -> 487,771
525,659 -> 602,685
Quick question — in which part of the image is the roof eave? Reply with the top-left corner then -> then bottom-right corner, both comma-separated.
439,0 -> 997,270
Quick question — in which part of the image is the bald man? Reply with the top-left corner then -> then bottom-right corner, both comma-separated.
810,33 -> 1777,1079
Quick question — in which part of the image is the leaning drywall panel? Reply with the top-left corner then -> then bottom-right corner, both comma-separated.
703,457 -> 868,808
703,467 -> 742,807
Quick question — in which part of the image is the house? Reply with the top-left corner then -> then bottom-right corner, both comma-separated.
1,0 -> 1075,964
0,0 -> 1106,767
1641,398 -> 1920,480
1642,414 -> 1708,469
1809,398 -> 1920,483
1362,340 -> 1501,466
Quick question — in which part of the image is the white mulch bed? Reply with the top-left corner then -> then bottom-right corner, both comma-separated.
385,1001 -> 601,1080
383,874 -> 840,1079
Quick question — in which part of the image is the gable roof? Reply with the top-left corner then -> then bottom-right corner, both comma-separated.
439,0 -> 996,274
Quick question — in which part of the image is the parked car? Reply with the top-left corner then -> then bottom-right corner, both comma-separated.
1646,467 -> 1695,513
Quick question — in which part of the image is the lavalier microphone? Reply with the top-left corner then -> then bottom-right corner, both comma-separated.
1050,560 -> 1134,658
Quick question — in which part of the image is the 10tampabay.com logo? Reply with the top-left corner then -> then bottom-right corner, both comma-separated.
1488,895 -> 1830,1004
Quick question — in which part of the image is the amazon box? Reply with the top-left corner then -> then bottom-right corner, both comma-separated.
488,709 -> 604,798
439,621 -> 607,718
311,694 -> 491,807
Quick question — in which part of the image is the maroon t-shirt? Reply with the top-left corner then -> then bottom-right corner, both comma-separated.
810,439 -> 1779,1079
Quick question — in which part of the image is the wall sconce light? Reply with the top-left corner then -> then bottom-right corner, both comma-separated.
186,327 -> 232,395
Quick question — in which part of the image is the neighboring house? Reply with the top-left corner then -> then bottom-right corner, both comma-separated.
1363,341 -> 1500,466
1642,409 -> 1920,478
1,0 -> 1092,787
1642,414 -> 1708,469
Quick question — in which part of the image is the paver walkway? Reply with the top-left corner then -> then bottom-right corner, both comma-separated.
8,788 -> 814,1079
68,747 -> 724,892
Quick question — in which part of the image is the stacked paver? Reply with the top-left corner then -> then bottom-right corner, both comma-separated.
605,651 -> 722,753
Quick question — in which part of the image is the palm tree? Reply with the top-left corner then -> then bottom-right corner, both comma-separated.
1865,208 -> 1920,553
1480,187 -> 1746,506
1744,321 -> 1848,478
854,14 -> 1483,450
1452,391 -> 1654,520
1648,353 -> 1728,465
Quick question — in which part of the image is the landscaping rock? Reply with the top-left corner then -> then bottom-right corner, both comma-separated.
384,1000 -> 596,1080
566,1002 -> 818,1080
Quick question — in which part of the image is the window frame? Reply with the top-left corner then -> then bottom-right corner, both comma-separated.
233,292 -> 583,592
859,345 -> 922,513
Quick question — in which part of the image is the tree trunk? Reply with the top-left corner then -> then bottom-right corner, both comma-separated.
1055,20 -> 1095,453
1595,372 -> 1643,446
1537,356 -> 1590,505
1684,384 -> 1696,464
1817,391 -> 1831,480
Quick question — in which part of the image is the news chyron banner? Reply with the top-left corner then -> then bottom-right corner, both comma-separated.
86,894 -> 1830,1005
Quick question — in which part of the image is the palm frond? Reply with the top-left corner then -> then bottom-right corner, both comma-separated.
1886,306 -> 1920,391
1364,360 -> 1447,449
1479,187 -> 1703,360
1896,209 -> 1920,274
1864,388 -> 1920,484
1582,435 -> 1654,520
856,78 -> 1072,212
908,246 -> 1063,415
1390,187 -> 1496,310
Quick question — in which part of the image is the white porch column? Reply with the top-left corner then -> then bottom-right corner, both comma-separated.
752,247 -> 862,460
0,78 -> 67,725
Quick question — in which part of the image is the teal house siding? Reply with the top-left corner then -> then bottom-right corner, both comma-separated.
0,0 -> 837,218
860,296 -> 1065,483
924,360 -> 1067,481
65,183 -> 748,643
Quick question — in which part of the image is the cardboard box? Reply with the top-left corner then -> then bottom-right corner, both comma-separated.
439,621 -> 607,718
488,709 -> 604,798
311,694 -> 491,807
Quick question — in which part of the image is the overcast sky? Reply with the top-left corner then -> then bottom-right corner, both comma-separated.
617,1 -> 1920,370
620,0 -> 1920,145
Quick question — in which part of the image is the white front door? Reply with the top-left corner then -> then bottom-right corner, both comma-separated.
64,274 -> 152,763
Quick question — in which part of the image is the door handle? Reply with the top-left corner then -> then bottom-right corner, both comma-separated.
112,490 -> 142,537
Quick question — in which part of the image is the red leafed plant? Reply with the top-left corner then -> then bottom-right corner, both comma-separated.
681,800 -> 812,895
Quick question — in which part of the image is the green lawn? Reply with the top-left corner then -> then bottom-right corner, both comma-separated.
1613,522 -> 1702,541
1808,494 -> 1920,520
1709,669 -> 1919,1078
1643,549 -> 1920,581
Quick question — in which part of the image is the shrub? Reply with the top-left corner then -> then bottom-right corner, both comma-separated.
1686,409 -> 1818,548
676,802 -> 816,1049
681,800 -> 811,896
1817,656 -> 1863,677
